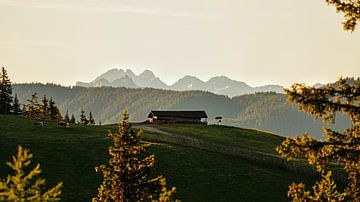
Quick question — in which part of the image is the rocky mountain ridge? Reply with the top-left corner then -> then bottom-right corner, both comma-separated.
76,69 -> 284,97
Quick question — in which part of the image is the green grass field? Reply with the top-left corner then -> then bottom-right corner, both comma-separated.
0,115 -> 316,201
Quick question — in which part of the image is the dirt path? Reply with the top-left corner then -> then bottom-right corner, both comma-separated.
133,125 -> 172,136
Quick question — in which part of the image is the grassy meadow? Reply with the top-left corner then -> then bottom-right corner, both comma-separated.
0,115 -> 316,201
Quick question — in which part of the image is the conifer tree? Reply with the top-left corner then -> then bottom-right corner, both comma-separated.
49,98 -> 62,121
0,145 -> 63,201
80,109 -> 88,125
23,93 -> 42,119
63,110 -> 70,123
93,111 -> 177,201
41,95 -> 49,119
324,0 -> 360,31
0,67 -> 13,114
12,94 -> 21,115
89,112 -> 95,125
70,114 -> 76,124
276,77 -> 360,201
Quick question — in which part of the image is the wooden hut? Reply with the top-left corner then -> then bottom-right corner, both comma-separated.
147,110 -> 208,124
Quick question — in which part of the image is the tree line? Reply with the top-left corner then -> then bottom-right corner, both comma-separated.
0,67 -> 96,125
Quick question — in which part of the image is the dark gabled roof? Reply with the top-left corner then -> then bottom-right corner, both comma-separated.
148,110 -> 208,119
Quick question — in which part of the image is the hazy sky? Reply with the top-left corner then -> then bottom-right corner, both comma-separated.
0,0 -> 359,87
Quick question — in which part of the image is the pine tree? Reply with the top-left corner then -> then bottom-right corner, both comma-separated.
276,77 -> 360,201
0,67 -> 13,114
64,110 -> 70,123
93,111 -> 177,201
324,0 -> 360,31
0,145 -> 63,201
12,94 -> 21,115
89,112 -> 95,125
23,93 -> 42,119
70,114 -> 76,124
80,109 -> 88,125
41,95 -> 49,119
49,98 -> 62,121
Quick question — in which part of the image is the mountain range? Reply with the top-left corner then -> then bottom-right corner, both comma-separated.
76,69 -> 284,97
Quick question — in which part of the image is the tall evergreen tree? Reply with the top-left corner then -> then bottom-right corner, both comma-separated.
41,95 -> 49,119
70,114 -> 76,124
80,109 -> 88,125
63,110 -> 70,123
0,67 -> 13,114
23,93 -> 42,119
88,112 -> 95,125
93,111 -> 177,201
12,94 -> 21,115
49,98 -> 62,121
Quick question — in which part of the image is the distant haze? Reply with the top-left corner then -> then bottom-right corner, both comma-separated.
1,0 -> 359,87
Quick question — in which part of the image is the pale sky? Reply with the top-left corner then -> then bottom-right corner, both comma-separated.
0,0 -> 359,88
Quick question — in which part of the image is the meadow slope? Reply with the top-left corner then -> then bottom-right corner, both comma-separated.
0,115 -> 317,201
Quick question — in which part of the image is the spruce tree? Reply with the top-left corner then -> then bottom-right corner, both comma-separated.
0,145 -> 63,201
12,94 -> 21,115
80,109 -> 88,125
89,112 -> 95,125
70,114 -> 76,124
276,77 -> 360,201
23,93 -> 42,119
63,110 -> 70,123
41,95 -> 49,119
49,98 -> 62,121
0,67 -> 13,114
93,111 -> 177,201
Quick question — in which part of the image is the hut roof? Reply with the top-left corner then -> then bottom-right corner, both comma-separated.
148,110 -> 208,119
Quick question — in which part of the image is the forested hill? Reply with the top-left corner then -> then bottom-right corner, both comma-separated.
13,83 -> 349,138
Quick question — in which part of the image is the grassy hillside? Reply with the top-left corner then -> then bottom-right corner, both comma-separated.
13,83 -> 350,138
0,115 -> 318,201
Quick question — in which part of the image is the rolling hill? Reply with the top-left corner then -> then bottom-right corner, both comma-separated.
0,115 -> 318,201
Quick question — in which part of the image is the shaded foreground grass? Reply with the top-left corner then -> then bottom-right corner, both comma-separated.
0,115 -> 315,201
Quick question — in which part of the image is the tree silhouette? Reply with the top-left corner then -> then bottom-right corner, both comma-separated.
276,77 -> 360,201
0,67 -> 13,114
49,98 -> 62,120
41,95 -> 49,119
12,94 -> 21,115
80,109 -> 88,125
70,114 -> 76,124
89,112 -> 95,125
64,110 -> 70,123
